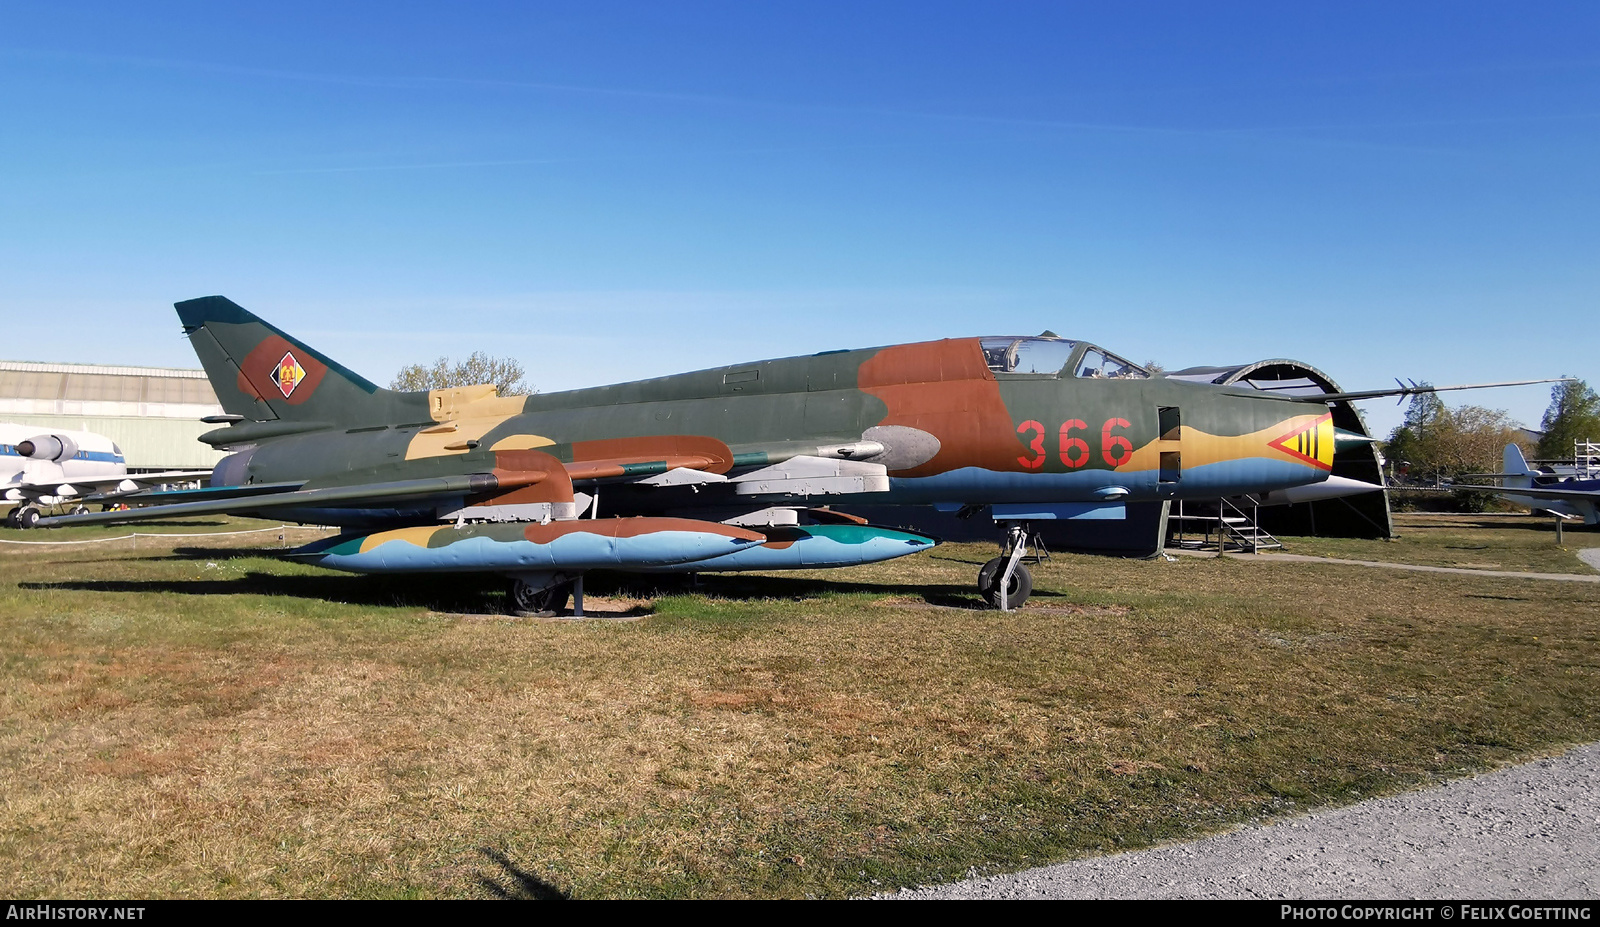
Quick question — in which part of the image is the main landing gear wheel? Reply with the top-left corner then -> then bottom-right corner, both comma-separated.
13,506 -> 42,529
69,505 -> 90,516
978,557 -> 1032,610
508,577 -> 572,617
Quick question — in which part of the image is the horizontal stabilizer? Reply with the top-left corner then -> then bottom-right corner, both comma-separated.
39,472 -> 546,527
89,480 -> 305,504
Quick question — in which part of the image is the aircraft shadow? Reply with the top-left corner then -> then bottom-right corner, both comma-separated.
168,546 -> 300,561
589,571 -> 1069,610
475,847 -> 569,900
26,549 -> 1068,612
20,571 -> 505,614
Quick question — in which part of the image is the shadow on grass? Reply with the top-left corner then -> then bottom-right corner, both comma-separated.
476,847 -> 569,900
21,571 -> 506,614
20,560 -> 1059,612
587,570 -> 1069,610
168,546 -> 300,561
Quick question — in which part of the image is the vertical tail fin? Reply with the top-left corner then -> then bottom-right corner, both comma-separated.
1502,444 -> 1534,489
176,296 -> 425,426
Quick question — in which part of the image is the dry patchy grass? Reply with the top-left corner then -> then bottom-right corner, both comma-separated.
0,516 -> 1597,898
1279,512 -> 1600,574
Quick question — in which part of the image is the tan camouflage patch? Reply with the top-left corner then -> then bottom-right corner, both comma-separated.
357,525 -> 443,553
405,385 -> 546,460
490,434 -> 557,452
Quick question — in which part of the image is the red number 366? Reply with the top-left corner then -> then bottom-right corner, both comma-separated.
1017,417 -> 1133,469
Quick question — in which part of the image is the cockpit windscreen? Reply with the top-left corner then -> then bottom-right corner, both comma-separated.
981,337 -> 1078,375
981,337 -> 1149,379
1075,348 -> 1148,379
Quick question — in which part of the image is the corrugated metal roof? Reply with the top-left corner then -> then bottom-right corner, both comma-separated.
1,359 -> 222,425
0,360 -> 219,407
0,360 -> 211,378
0,362 -> 226,469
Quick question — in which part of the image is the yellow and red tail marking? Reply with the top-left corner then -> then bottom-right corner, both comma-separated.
275,351 -> 306,398
1268,412 -> 1334,471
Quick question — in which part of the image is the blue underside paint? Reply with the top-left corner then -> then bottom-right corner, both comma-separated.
300,527 -> 763,574
1176,458 -> 1327,497
991,502 -> 1125,520
641,524 -> 936,572
883,458 -> 1323,506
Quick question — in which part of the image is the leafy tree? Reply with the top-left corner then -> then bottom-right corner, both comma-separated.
391,352 -> 533,396
1385,390 -> 1524,484
1427,405 -> 1524,476
1535,378 -> 1600,461
1384,386 -> 1443,481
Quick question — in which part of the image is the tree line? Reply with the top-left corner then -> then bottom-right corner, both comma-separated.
390,352 -> 533,397
1385,378 -> 1599,483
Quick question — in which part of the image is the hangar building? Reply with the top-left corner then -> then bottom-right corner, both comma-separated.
0,360 -> 225,471
1162,358 -> 1392,541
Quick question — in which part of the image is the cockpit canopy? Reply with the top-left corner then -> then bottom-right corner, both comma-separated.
979,336 -> 1149,379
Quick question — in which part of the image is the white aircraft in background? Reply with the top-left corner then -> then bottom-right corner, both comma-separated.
1,423 -> 209,528
1451,444 -> 1600,526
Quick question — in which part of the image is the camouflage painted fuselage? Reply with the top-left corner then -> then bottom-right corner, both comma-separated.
183,297 -> 1337,526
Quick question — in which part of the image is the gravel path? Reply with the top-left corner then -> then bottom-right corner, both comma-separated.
884,743 -> 1600,899
1169,548 -> 1600,583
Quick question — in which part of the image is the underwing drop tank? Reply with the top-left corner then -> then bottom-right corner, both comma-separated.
289,517 -> 768,574
639,523 -> 938,573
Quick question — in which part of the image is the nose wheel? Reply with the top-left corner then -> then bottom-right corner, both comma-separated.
978,557 -> 1032,610
977,522 -> 1043,610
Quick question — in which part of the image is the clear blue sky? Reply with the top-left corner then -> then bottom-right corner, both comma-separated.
3,1 -> 1596,438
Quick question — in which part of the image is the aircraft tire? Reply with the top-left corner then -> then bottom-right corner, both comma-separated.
508,577 -> 572,617
69,505 -> 90,516
978,557 -> 1032,609
2,508 -> 16,529
15,506 -> 41,529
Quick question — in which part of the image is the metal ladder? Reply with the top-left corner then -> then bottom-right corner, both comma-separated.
1170,498 -> 1282,553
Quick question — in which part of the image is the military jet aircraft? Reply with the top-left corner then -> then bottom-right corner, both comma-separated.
40,297 -> 1559,612
1451,444 -> 1600,525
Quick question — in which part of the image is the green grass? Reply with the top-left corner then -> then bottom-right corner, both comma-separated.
1279,512 -> 1600,574
1,514 -> 1597,898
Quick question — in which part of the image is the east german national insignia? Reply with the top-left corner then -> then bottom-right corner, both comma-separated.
275,351 -> 306,398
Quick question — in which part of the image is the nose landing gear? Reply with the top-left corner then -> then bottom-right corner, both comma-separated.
978,522 -> 1046,610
